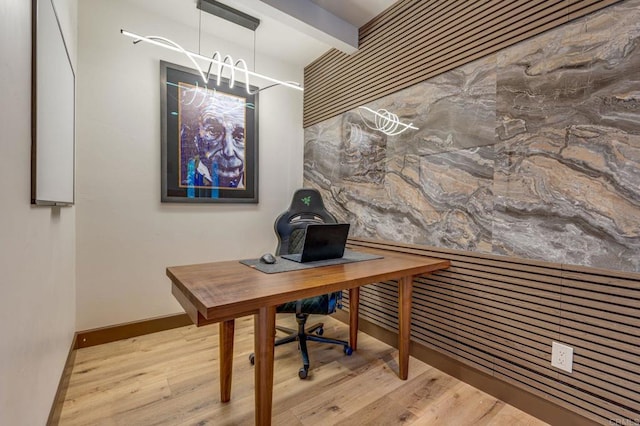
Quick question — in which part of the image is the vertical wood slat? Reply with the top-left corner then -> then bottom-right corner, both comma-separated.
303,0 -> 623,128
343,238 -> 640,425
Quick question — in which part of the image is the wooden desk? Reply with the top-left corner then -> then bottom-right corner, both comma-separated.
167,247 -> 449,425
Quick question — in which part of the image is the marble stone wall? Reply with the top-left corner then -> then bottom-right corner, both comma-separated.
303,0 -> 640,273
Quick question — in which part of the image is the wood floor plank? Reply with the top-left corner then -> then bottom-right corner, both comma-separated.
289,357 -> 429,425
486,404 -> 554,426
334,395 -> 418,425
386,367 -> 460,416
58,315 -> 548,425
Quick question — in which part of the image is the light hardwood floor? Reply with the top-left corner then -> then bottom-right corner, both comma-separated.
58,315 -> 548,425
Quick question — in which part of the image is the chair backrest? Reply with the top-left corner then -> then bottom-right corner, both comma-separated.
274,188 -> 337,255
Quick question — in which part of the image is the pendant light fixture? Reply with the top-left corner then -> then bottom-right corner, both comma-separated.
121,0 -> 303,93
358,106 -> 418,136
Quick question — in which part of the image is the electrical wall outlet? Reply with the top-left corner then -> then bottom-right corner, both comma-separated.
551,341 -> 574,373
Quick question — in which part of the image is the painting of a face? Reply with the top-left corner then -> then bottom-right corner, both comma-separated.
179,83 -> 246,189
162,61 -> 258,203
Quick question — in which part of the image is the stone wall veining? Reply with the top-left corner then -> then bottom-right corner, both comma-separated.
303,0 -> 640,273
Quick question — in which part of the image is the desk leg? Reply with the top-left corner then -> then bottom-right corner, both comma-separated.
255,305 -> 276,426
220,319 -> 235,402
398,275 -> 413,380
349,287 -> 360,351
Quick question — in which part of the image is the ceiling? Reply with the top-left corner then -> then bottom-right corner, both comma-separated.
123,0 -> 397,67
310,0 -> 396,27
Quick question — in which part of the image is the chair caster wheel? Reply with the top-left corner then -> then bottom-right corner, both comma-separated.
298,367 -> 309,379
249,353 -> 255,365
344,346 -> 353,356
315,327 -> 324,336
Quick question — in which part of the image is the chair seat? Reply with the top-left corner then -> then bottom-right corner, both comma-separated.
276,292 -> 341,315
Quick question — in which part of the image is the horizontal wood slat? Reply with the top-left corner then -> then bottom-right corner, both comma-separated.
303,0 -> 623,128
343,237 -> 640,425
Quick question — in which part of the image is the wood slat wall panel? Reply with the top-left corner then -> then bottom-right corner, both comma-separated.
445,265 -> 563,287
440,269 -> 561,297
422,306 -> 552,355
568,0 -> 623,17
419,278 -> 561,332
414,313 -> 552,375
562,266 -> 640,282
561,295 -> 640,323
493,367 -> 623,423
560,307 -> 640,337
426,275 -> 562,317
560,327 -> 640,364
417,300 -> 554,353
303,0 -> 623,127
413,311 -> 552,371
550,378 -> 640,423
562,278 -> 640,299
359,0 -> 451,41
573,349 -> 640,381
563,371 -> 640,411
305,0 -> 566,112
342,238 -> 640,425
411,328 -> 497,375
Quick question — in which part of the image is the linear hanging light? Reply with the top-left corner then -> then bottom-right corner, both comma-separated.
358,106 -> 418,136
120,30 -> 303,92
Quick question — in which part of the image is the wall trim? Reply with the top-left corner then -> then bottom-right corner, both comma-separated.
75,313 -> 192,349
46,333 -> 76,426
333,310 -> 598,426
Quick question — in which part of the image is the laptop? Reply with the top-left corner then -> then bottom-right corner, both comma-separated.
281,223 -> 350,263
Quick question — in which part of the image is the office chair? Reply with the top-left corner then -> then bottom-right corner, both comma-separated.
249,188 -> 352,379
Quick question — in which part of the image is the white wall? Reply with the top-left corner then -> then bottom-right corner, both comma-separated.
0,0 -> 77,424
76,0 -> 305,330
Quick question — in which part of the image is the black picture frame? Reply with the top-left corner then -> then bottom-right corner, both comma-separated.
160,61 -> 258,203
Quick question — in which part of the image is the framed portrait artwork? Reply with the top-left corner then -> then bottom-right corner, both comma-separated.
160,61 -> 258,203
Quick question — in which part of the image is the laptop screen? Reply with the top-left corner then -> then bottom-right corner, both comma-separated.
283,223 -> 350,263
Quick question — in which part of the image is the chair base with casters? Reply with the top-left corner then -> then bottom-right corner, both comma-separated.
249,313 -> 353,379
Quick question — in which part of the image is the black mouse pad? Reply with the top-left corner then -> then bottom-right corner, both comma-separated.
239,249 -> 383,274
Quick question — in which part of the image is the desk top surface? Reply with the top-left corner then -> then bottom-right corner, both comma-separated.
167,246 -> 449,321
